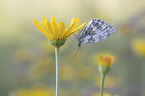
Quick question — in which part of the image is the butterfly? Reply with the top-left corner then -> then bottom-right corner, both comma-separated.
76,18 -> 115,47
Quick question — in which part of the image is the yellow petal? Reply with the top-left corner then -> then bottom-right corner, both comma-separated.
64,18 -> 81,36
70,18 -> 75,25
51,17 -> 57,25
64,32 -> 74,38
99,54 -> 115,67
51,17 -> 59,38
64,22 -> 76,36
31,19 -> 45,33
76,17 -> 80,24
41,17 -> 50,34
72,22 -> 87,33
58,22 -> 65,37
66,22 -> 87,37
73,17 -> 80,28
47,22 -> 54,36
40,21 -> 52,37
69,18 -> 80,32
31,19 -> 50,39
68,18 -> 80,33
51,21 -> 59,38
42,17 -> 47,22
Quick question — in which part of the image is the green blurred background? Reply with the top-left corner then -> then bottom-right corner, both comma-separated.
0,0 -> 145,96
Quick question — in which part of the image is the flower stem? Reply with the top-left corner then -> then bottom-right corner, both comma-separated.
100,74 -> 105,96
55,47 -> 60,96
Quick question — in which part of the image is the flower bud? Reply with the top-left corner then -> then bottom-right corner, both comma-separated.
98,54 -> 115,75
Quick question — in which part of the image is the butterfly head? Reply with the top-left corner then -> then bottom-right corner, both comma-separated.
76,34 -> 82,47
77,41 -> 81,47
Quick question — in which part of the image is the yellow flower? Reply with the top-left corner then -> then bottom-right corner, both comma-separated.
99,54 -> 115,67
31,17 -> 87,47
12,87 -> 67,96
14,88 -> 55,96
131,38 -> 145,58
98,54 -> 115,75
92,92 -> 119,96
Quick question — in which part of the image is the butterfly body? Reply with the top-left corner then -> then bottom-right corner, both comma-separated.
76,18 -> 115,47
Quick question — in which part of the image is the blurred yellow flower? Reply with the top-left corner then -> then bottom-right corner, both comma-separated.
12,87 -> 68,96
131,38 -> 145,58
99,54 -> 115,67
32,17 -> 87,47
14,88 -> 55,96
92,92 -> 119,96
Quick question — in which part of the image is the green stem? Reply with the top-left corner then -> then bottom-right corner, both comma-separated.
55,47 -> 60,96
100,74 -> 105,96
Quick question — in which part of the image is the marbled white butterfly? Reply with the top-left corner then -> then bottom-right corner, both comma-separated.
76,18 -> 115,47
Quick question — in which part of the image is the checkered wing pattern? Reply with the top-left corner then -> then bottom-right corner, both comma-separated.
77,18 -> 115,46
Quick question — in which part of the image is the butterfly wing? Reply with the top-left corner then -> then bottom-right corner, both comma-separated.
77,18 -> 115,45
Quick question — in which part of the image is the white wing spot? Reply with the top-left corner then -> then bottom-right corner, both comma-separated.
83,35 -> 91,40
92,27 -> 97,31
92,34 -> 99,39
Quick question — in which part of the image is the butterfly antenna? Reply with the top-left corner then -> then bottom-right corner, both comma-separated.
72,45 -> 81,59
